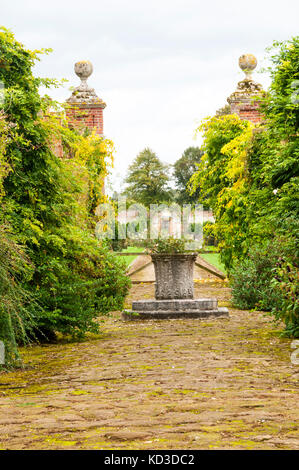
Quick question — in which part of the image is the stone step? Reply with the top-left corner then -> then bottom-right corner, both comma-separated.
132,298 -> 218,311
123,307 -> 229,320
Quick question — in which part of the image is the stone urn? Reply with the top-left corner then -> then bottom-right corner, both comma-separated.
151,253 -> 197,300
122,251 -> 229,320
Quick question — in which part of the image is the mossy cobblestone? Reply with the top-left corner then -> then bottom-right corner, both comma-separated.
0,282 -> 298,450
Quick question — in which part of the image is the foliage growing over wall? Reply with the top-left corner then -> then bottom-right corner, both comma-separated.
0,28 -> 130,366
190,37 -> 299,336
190,115 -> 253,267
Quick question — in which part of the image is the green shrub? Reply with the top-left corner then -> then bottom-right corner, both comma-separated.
272,260 -> 299,337
0,28 -> 131,352
0,226 -> 35,367
203,221 -> 217,247
230,237 -> 298,337
271,232 -> 299,337
146,236 -> 187,254
230,244 -> 283,311
27,231 -> 131,340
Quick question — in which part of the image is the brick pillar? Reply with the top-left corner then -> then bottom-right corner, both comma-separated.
65,60 -> 106,135
227,54 -> 264,125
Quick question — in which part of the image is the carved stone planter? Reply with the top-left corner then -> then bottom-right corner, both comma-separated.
123,252 -> 229,320
151,253 -> 197,300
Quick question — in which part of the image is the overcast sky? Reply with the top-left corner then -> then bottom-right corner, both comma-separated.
1,0 -> 298,192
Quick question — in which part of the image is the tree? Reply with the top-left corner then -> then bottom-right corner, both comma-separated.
173,147 -> 203,204
216,104 -> 231,116
124,148 -> 172,206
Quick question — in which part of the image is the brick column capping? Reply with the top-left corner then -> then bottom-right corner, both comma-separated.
227,54 -> 264,125
65,60 -> 106,135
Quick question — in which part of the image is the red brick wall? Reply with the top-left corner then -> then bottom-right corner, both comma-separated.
230,97 -> 263,125
66,104 -> 104,135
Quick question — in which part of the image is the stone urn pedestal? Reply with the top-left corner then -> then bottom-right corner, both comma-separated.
123,253 -> 229,320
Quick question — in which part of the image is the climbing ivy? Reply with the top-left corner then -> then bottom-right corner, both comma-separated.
0,27 -> 130,366
190,114 -> 253,268
190,37 -> 299,335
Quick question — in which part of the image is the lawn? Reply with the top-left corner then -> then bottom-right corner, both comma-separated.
116,246 -> 145,267
116,246 -> 226,274
200,252 -> 226,274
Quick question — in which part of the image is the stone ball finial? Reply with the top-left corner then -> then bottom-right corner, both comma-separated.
238,54 -> 257,79
67,60 -> 105,105
74,60 -> 93,84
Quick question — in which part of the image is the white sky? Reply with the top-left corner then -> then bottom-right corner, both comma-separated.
1,0 -> 298,193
